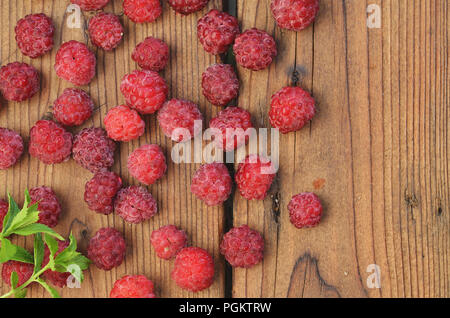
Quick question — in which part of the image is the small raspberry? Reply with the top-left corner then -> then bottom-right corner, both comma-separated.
71,0 -> 110,11
0,128 -> 24,170
123,0 -> 162,23
127,144 -> 166,185
88,227 -> 126,270
288,192 -> 322,228
150,225 -> 188,260
55,40 -> 96,86
120,70 -> 168,114
88,12 -> 123,51
42,240 -> 70,288
29,120 -> 73,165
168,0 -> 210,15
114,186 -> 157,224
202,64 -> 239,106
15,13 -> 54,58
0,62 -> 40,102
104,105 -> 145,142
191,163 -> 232,206
29,186 -> 61,228
1,261 -> 33,287
53,88 -> 94,126
84,171 -> 122,215
72,128 -> 116,173
132,37 -> 169,72
110,275 -> 156,298
0,199 -> 8,232
235,155 -> 276,200
271,0 -> 319,31
220,225 -> 264,268
233,28 -> 277,71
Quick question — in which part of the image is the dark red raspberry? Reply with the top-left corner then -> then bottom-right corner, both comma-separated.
235,155 -> 276,200
157,99 -> 203,142
104,105 -> 145,142
88,12 -> 123,51
150,225 -> 188,260
233,28 -> 277,71
202,64 -> 239,106
110,275 -> 156,298
220,225 -> 264,268
71,0 -> 110,11
88,227 -> 126,270
114,186 -> 157,224
15,13 -> 54,58
132,37 -> 169,72
0,128 -> 24,170
209,106 -> 253,152
197,9 -> 239,55
29,120 -> 73,165
271,0 -> 319,31
42,240 -> 70,288
123,0 -> 162,23
1,261 -> 33,287
120,70 -> 168,114
29,186 -> 61,228
84,171 -> 122,215
0,199 -> 8,232
53,88 -> 94,126
288,192 -> 323,228
168,0 -> 210,15
0,62 -> 40,102
191,163 -> 232,206
72,128 -> 116,173
54,40 -> 96,86
171,247 -> 214,292
127,144 -> 166,185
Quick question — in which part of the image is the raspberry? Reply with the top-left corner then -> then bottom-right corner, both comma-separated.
29,120 -> 73,165
84,171 -> 122,215
0,62 -> 40,102
15,13 -> 54,58
197,9 -> 240,55
104,105 -> 145,142
110,275 -> 156,298
114,186 -> 157,224
71,0 -> 110,11
288,192 -> 322,228
171,247 -> 214,292
271,0 -> 319,31
88,227 -> 126,270
1,261 -> 33,287
0,128 -> 24,170
0,199 -> 8,232
42,240 -> 70,288
235,155 -> 276,200
209,106 -> 253,151
30,186 -> 62,228
123,0 -> 162,23
53,88 -> 94,126
191,163 -> 232,206
269,86 -> 316,133
233,28 -> 277,71
55,40 -> 96,86
127,144 -> 167,185
132,37 -> 169,72
72,128 -> 116,173
150,225 -> 188,260
120,70 -> 168,114
88,12 -> 123,51
220,225 -> 264,268
157,99 -> 203,142
202,64 -> 239,106
167,0 -> 210,15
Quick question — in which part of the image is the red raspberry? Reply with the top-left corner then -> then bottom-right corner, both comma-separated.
120,70 -> 168,114
220,225 -> 264,268
0,62 -> 40,102
0,199 -> 8,232
30,186 -> 62,228
1,261 -> 33,287
202,64 -> 239,106
269,86 -> 315,133
233,28 -> 277,71
288,192 -> 322,228
271,0 -> 319,31
84,171 -> 122,215
114,186 -> 157,224
55,40 -> 96,86
127,144 -> 166,185
209,106 -> 253,152
29,120 -> 73,165
235,155 -> 276,200
132,37 -> 169,72
150,225 -> 188,260
171,247 -> 214,292
15,13 -> 54,58
168,0 -> 210,15
72,128 -> 116,173
110,275 -> 156,298
104,105 -> 145,142
0,128 -> 24,170
123,0 -> 162,23
53,88 -> 94,126
42,240 -> 71,288
157,99 -> 203,142
197,9 -> 240,55
88,12 -> 123,51
71,0 -> 110,11
88,227 -> 126,270
191,163 -> 232,206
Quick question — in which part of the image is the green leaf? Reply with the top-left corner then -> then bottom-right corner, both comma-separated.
36,278 -> 60,298
14,288 -> 27,298
10,271 -> 18,289
44,234 -> 59,256
12,223 -> 64,240
2,191 -> 40,238
1,194 -> 21,236
0,238 -> 33,264
54,234 -> 90,283
33,233 -> 45,274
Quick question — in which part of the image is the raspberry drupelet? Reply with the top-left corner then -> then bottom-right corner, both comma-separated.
114,186 -> 158,224
150,225 -> 188,260
53,88 -> 94,127
15,13 -> 54,58
1,261 -> 34,287
110,275 -> 156,298
71,0 -> 110,11
104,105 -> 145,142
288,192 -> 323,228
0,62 -> 40,102
88,227 -> 126,270
271,0 -> 319,31
132,37 -> 169,72
191,162 -> 232,206
167,0 -> 210,15
201,64 -> 239,106
127,144 -> 167,186
0,128 -> 24,170
29,186 -> 62,228
123,0 -> 162,23
0,199 -> 8,232
88,12 -> 124,51
84,171 -> 122,215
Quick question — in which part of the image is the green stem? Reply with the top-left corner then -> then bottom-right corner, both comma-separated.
0,263 -> 52,298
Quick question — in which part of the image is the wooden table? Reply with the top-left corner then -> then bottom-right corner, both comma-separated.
0,0 -> 448,298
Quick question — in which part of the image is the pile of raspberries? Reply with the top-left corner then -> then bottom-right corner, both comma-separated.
0,0 -> 324,297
